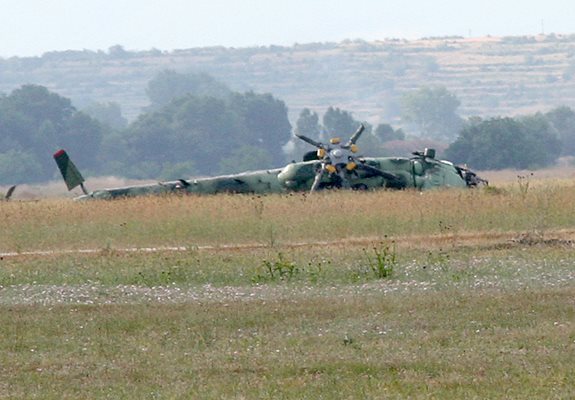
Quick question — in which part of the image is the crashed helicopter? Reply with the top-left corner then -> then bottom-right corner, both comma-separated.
54,124 -> 486,200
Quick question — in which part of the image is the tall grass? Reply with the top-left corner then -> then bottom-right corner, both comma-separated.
1,184 -> 575,253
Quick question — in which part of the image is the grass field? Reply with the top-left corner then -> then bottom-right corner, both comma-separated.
1,183 -> 574,398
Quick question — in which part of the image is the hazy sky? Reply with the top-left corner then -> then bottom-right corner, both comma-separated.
1,0 -> 573,57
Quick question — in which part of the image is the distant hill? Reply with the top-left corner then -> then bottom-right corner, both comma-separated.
1,34 -> 575,124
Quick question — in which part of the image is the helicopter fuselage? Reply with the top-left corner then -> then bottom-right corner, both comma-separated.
74,153 -> 478,200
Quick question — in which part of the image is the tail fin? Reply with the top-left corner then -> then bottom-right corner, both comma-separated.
53,149 -> 88,195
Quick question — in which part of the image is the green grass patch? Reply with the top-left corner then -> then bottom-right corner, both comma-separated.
0,187 -> 574,398
0,285 -> 573,398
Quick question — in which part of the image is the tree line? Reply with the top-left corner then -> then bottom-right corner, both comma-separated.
1,73 -> 575,186
0,74 -> 293,184
403,86 -> 575,170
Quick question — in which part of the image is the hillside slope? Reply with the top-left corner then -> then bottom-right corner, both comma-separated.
1,34 -> 574,123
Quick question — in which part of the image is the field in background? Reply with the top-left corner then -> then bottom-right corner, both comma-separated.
0,183 -> 574,398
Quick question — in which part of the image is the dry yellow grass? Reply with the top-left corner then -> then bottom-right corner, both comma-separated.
1,182 -> 575,254
479,162 -> 575,186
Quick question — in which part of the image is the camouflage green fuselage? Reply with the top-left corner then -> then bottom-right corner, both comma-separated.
75,155 -> 469,200
278,156 -> 467,191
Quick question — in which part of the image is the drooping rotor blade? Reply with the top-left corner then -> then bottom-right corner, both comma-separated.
346,124 -> 365,146
357,162 -> 402,183
5,185 -> 16,200
295,134 -> 324,149
177,179 -> 191,188
338,170 -> 351,189
310,166 -> 326,192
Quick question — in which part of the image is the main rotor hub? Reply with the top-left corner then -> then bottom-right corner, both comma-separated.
331,148 -> 344,160
295,124 -> 367,191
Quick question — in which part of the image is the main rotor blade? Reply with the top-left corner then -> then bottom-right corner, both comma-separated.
347,124 -> 365,146
338,171 -> 351,189
5,185 -> 16,200
358,162 -> 401,182
295,134 -> 323,149
310,166 -> 325,192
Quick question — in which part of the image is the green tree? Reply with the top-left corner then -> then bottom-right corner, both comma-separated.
59,112 -> 105,170
317,106 -> 384,156
218,145 -> 273,174
82,102 -> 128,131
288,108 -> 322,161
323,107 -> 358,137
545,106 -> 575,156
518,113 -> 562,166
0,150 -> 43,185
123,112 -> 178,177
401,86 -> 463,141
170,95 -> 241,172
228,91 -> 292,166
445,116 -> 561,170
374,123 -> 405,142
7,84 -> 74,131
295,108 -> 321,139
0,85 -> 104,183
125,90 -> 292,177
